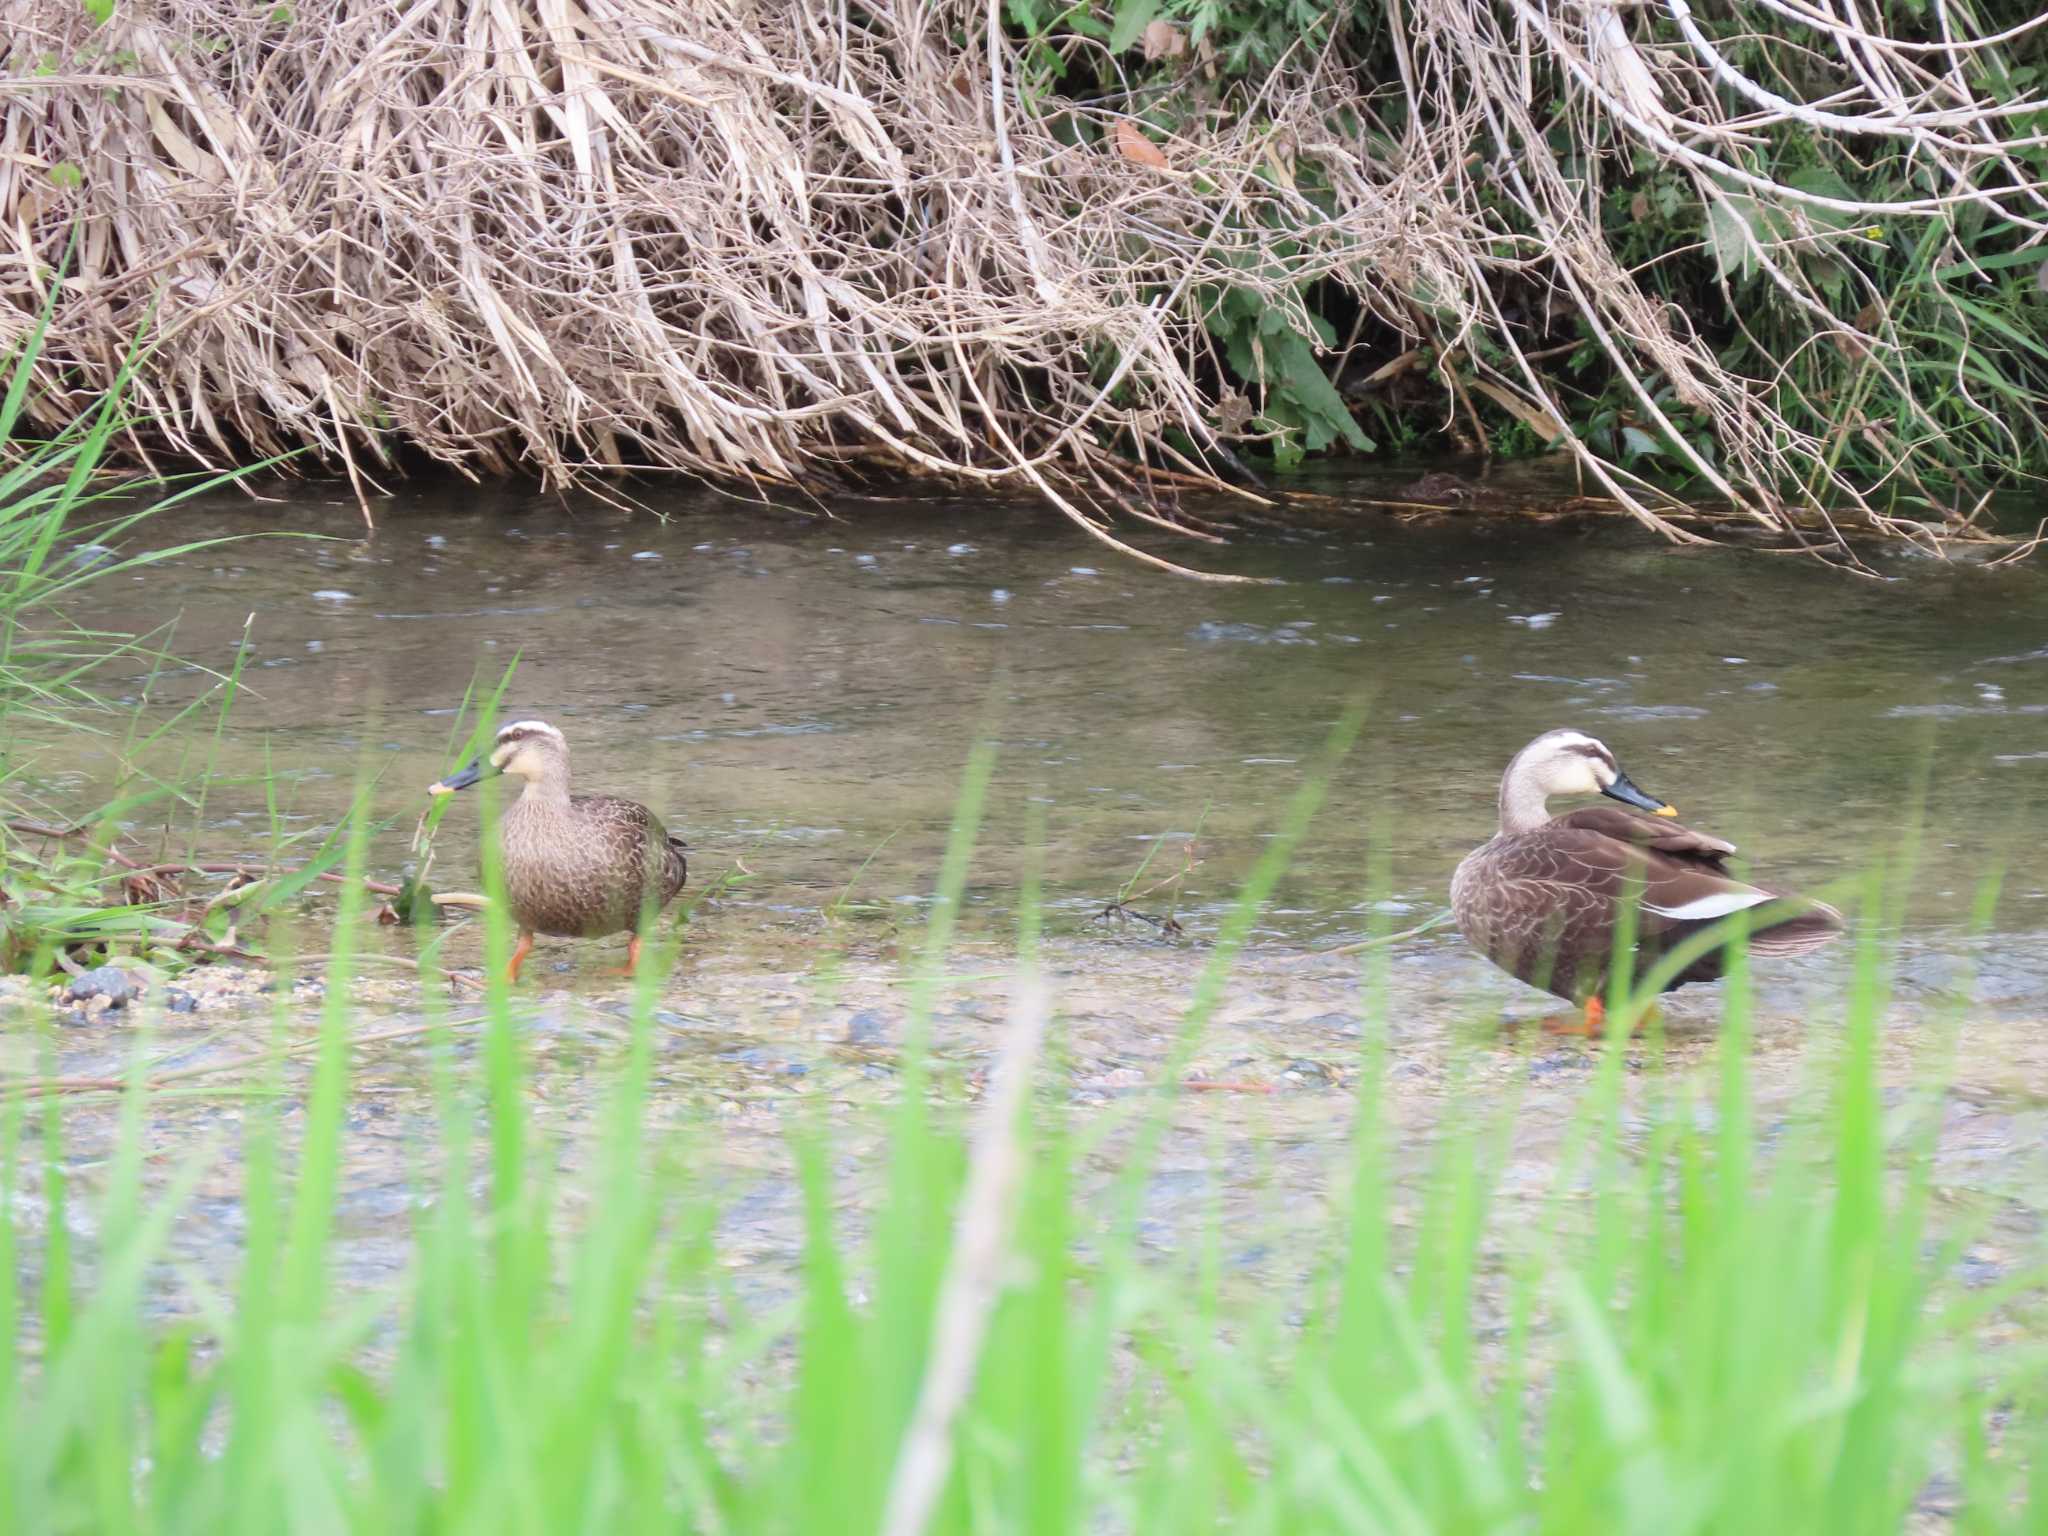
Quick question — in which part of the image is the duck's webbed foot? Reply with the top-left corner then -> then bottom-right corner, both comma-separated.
1539,996 -> 1659,1036
1539,995 -> 1605,1036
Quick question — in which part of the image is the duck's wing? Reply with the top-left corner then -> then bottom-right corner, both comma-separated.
1552,805 -> 1736,866
1550,809 -> 1840,952
571,795 -> 686,899
1480,823 -> 1703,948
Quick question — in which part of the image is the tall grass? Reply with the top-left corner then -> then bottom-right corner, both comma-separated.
2,737 -> 2043,1534
0,294 -> 262,733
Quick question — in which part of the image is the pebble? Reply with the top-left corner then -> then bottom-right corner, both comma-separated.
165,989 -> 198,1014
67,966 -> 140,1010
842,1008 -> 894,1046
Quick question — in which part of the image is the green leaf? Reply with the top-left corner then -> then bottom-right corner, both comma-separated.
1620,426 -> 1662,459
1786,167 -> 1858,233
393,873 -> 434,925
1931,245 -> 2048,282
1275,333 -> 1372,452
1265,424 -> 1304,471
1109,0 -> 1160,53
1705,199 -> 1756,282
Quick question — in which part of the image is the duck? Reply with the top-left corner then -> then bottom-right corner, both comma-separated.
1450,729 -> 1842,1032
428,719 -> 688,983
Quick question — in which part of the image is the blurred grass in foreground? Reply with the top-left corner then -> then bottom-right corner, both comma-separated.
2,721 -> 2046,1536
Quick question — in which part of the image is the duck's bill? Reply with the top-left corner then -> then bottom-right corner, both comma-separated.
429,759 -> 487,796
1603,771 -> 1677,817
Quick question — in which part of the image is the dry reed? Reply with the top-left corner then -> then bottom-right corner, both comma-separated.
2,0 -> 2042,571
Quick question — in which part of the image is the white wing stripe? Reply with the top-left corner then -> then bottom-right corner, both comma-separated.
1644,890 -> 1774,921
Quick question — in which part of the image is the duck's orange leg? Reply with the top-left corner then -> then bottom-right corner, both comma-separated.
1541,996 -> 1660,1037
615,934 -> 642,978
1542,995 -> 1606,1036
505,931 -> 534,985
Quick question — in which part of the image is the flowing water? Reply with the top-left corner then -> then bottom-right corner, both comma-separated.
9,461 -> 2048,1309
35,465 -> 2048,945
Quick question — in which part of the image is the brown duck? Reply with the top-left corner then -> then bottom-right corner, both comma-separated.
429,720 -> 688,983
1451,729 -> 1842,1031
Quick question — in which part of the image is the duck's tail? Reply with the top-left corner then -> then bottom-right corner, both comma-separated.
1745,895 -> 1845,956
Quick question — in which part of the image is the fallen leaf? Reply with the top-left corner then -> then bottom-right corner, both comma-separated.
1141,19 -> 1186,60
122,870 -> 179,906
1359,347 -> 1422,386
1114,118 -> 1170,170
1469,380 -> 1565,443
1214,390 -> 1254,434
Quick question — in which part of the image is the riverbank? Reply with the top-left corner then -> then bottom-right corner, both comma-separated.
9,0 -> 2046,566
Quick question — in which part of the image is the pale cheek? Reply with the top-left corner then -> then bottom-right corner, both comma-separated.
1553,765 -> 1601,797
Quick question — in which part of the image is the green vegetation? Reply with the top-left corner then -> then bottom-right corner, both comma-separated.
0,312 -> 293,974
1030,0 -> 2048,507
2,735 -> 2042,1533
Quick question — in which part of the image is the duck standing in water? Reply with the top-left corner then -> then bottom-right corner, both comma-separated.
429,720 -> 688,983
1450,729 -> 1842,1032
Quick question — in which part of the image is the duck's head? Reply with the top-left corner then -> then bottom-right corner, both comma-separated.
429,720 -> 569,796
1501,729 -> 1676,831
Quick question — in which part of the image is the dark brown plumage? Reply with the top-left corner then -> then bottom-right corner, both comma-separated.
1451,730 -> 1843,1017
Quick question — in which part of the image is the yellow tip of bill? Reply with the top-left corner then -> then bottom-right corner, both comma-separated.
1655,803 -> 1679,818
